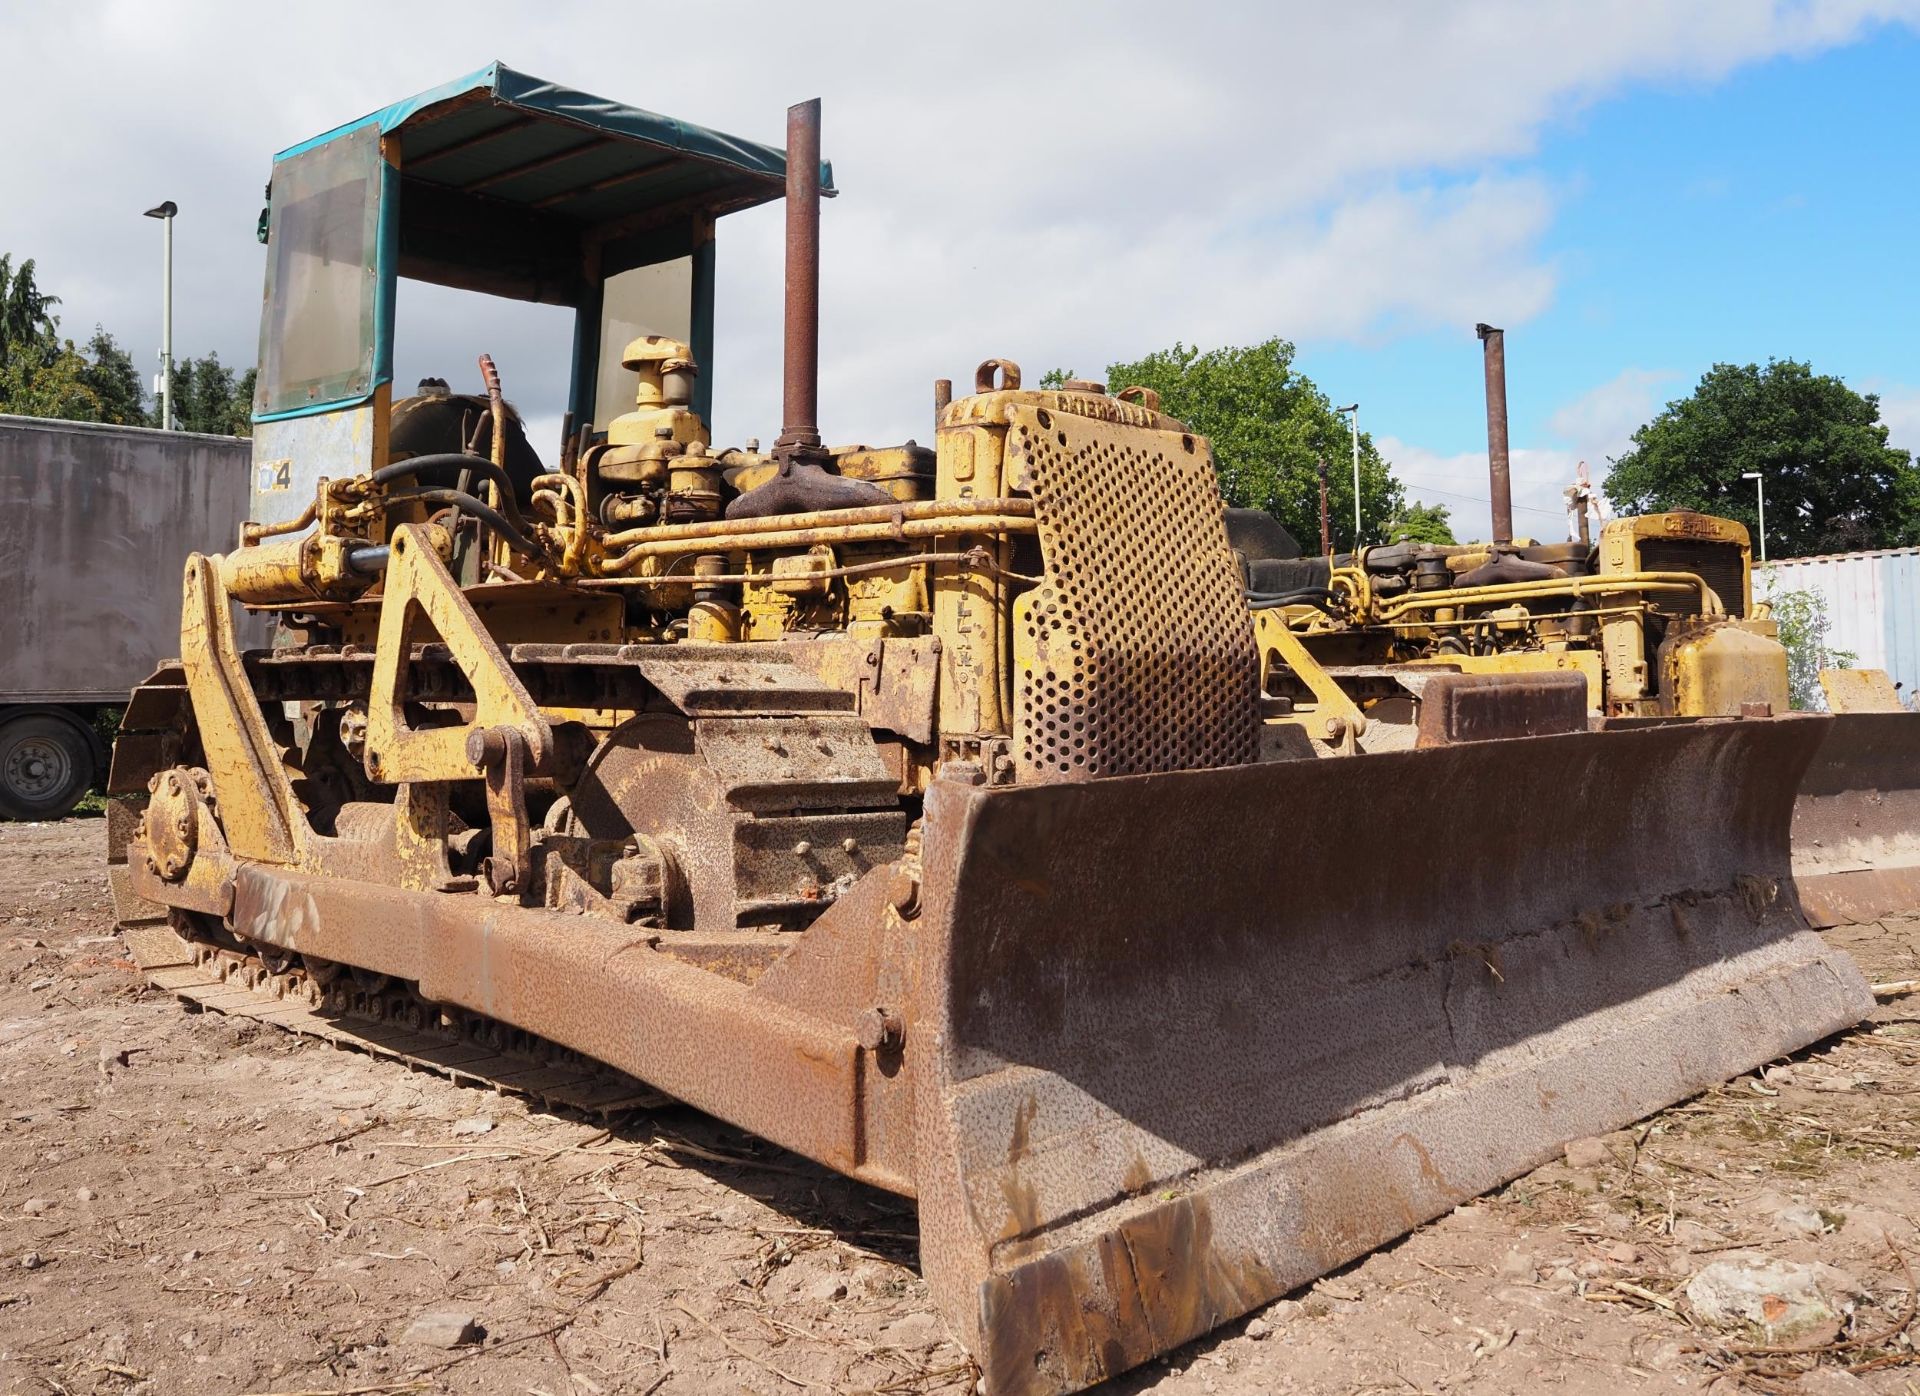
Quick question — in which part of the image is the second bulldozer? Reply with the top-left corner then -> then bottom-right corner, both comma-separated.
108,66 -> 1890,1394
1243,324 -> 1920,932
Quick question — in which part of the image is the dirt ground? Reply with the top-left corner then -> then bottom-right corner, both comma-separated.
3,820 -> 1920,1396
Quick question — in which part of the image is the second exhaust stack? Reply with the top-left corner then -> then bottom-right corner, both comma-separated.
1476,323 -> 1515,546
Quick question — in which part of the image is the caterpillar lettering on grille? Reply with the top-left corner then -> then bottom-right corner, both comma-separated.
1008,404 -> 1260,781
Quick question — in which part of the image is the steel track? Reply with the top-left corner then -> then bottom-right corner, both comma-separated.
123,918 -> 667,1117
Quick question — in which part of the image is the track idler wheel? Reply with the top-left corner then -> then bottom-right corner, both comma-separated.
142,768 -> 216,881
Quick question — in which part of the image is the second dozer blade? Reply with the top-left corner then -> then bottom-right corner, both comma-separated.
1793,710 -> 1920,926
908,716 -> 1870,1394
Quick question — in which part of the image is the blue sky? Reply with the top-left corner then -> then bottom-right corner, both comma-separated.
3,3 -> 1916,545
1317,26 -> 1920,536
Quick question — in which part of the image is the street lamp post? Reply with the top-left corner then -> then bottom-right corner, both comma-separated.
143,201 -> 177,431
1742,470 -> 1767,563
1316,457 -> 1330,556
1336,403 -> 1360,547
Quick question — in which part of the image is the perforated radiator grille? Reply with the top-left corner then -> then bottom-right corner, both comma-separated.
1007,404 -> 1259,781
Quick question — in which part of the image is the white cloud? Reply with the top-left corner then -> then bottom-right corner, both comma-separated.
1545,367 -> 1680,466
1870,384 -> 1920,458
1,0 -> 1914,452
1384,366 -> 1684,542
1379,436 -> 1581,544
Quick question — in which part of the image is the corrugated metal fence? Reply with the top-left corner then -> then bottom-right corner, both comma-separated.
1756,547 -> 1920,703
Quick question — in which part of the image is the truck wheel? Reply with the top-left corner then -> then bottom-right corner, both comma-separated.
0,714 -> 96,821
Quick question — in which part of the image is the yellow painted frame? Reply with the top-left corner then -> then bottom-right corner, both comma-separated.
363,525 -> 554,782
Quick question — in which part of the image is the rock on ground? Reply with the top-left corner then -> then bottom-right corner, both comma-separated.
1684,1258 -> 1860,1342
401,1309 -> 482,1349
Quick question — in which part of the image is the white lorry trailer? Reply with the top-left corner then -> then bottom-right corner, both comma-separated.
0,415 -> 252,818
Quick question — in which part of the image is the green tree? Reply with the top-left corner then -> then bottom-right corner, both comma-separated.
0,259 -> 158,426
1604,359 -> 1919,558
0,254 -> 61,375
233,367 -> 258,437
159,352 -> 254,436
78,328 -> 145,425
1,252 -> 254,435
0,338 -> 108,420
1386,500 -> 1457,546
1768,587 -> 1856,710
1101,340 -> 1401,552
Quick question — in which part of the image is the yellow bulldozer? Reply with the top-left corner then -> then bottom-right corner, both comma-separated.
1243,326 -> 1920,929
1246,507 -> 1789,742
105,65 -> 1912,1394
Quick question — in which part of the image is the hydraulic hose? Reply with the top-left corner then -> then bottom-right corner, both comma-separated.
1247,587 -> 1342,614
383,487 -> 540,557
372,454 -> 527,530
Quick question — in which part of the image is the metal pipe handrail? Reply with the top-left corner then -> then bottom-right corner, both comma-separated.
601,496 -> 1033,549
1374,570 -> 1725,620
1362,602 -> 1673,631
598,510 -> 1035,573
581,547 -> 992,588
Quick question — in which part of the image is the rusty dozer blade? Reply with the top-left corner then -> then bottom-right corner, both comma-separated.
1793,711 -> 1920,927
909,718 -> 1869,1395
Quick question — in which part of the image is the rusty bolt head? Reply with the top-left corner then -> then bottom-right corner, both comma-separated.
1323,716 -> 1348,742
888,870 -> 921,920
466,726 -> 506,767
855,1007 -> 905,1053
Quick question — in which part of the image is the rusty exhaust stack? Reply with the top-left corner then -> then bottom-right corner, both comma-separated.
775,98 -> 824,466
1476,323 -> 1514,545
728,102 -> 890,520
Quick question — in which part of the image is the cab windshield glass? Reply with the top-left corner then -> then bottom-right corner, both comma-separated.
256,125 -> 382,417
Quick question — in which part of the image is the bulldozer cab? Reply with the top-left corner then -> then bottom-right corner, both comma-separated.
247,61 -> 826,526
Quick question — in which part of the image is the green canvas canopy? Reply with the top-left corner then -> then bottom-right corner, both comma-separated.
254,62 -> 826,427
